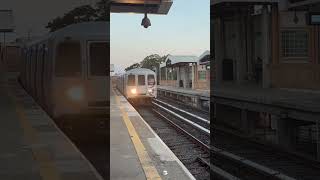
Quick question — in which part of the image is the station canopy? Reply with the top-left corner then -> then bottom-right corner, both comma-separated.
110,0 -> 173,14
198,51 -> 210,65
160,55 -> 198,68
288,0 -> 320,11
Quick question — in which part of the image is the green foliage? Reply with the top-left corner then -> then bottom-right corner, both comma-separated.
125,54 -> 168,71
95,0 -> 109,21
46,0 -> 109,32
140,54 -> 162,69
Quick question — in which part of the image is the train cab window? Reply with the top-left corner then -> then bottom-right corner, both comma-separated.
147,74 -> 155,85
55,41 -> 81,76
138,75 -> 145,86
89,42 -> 108,76
127,75 -> 135,86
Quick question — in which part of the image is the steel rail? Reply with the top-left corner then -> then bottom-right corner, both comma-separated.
153,108 -> 242,180
152,101 -> 210,135
154,98 -> 210,124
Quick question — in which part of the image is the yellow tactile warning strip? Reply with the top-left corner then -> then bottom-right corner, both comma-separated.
114,92 -> 162,180
9,92 -> 62,180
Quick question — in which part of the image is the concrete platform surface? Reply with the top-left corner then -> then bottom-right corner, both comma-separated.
0,72 -> 103,180
110,88 -> 195,180
213,84 -> 320,113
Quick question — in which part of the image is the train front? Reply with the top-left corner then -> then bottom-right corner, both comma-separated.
53,41 -> 109,120
125,69 -> 157,104
51,22 -> 109,125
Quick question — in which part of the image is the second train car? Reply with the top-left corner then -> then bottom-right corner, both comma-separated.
19,22 -> 109,124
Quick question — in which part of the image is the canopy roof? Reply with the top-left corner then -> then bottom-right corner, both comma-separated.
160,55 -> 198,68
198,50 -> 210,65
110,0 -> 173,14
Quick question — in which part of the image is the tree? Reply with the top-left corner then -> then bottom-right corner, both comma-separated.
140,54 -> 168,70
46,0 -> 108,32
125,54 -> 168,72
46,5 -> 98,32
96,0 -> 109,21
140,54 -> 162,70
125,63 -> 140,71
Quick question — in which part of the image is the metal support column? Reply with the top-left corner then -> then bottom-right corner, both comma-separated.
191,64 -> 195,89
262,5 -> 271,88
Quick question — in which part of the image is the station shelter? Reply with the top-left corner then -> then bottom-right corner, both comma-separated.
212,0 -> 320,90
159,51 -> 211,91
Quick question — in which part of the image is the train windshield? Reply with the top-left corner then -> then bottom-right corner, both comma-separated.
147,74 -> 155,85
127,75 -> 135,86
55,41 -> 81,76
89,42 -> 108,76
138,75 -> 145,85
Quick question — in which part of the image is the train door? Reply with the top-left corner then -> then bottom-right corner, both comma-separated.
147,73 -> 156,97
33,46 -> 39,101
53,40 -> 83,116
42,42 -> 51,111
28,47 -> 34,95
36,45 -> 44,106
137,74 -> 147,95
86,41 -> 109,105
31,46 -> 37,97
22,49 -> 27,88
126,74 -> 136,98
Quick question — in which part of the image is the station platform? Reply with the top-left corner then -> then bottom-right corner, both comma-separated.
213,83 -> 320,122
0,71 -> 103,180
110,88 -> 195,180
158,85 -> 210,100
214,83 -> 320,111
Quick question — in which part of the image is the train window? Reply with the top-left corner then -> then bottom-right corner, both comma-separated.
89,42 -> 108,76
138,75 -> 145,85
147,74 -> 155,85
127,75 -> 135,86
55,41 -> 81,76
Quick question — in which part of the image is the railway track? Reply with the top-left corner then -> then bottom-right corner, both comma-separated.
150,98 -> 318,180
151,99 -> 258,180
157,95 -> 209,115
214,128 -> 320,180
145,98 -> 257,180
134,105 -> 210,179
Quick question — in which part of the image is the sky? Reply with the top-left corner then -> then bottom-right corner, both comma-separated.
111,0 -> 210,72
1,0 -> 98,41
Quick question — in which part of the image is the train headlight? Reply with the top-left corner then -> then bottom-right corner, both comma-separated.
148,89 -> 153,93
131,88 -> 137,94
67,87 -> 84,101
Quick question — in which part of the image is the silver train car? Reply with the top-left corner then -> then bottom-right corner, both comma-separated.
19,22 -> 109,120
116,68 -> 157,102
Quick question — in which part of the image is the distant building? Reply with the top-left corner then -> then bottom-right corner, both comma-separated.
159,51 -> 211,91
211,0 -> 320,160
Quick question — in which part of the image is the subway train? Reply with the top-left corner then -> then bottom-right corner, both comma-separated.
116,68 -> 157,103
19,22 -> 109,121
